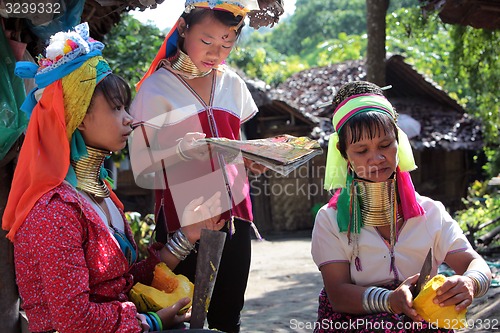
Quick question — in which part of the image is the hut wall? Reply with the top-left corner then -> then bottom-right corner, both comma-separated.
411,149 -> 481,213
251,154 -> 330,234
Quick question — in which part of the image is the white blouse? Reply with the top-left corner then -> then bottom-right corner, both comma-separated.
311,193 -> 472,286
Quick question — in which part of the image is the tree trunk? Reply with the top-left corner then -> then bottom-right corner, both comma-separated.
0,144 -> 21,333
366,0 -> 389,86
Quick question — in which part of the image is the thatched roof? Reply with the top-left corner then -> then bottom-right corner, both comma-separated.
267,55 -> 483,151
269,60 -> 367,118
422,0 -> 500,30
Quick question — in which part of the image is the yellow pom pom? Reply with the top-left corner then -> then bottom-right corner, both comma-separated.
413,274 -> 467,329
63,44 -> 72,54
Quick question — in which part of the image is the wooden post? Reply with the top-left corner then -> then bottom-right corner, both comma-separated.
189,229 -> 226,329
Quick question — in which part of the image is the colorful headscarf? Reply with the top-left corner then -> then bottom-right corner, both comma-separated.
2,23 -> 122,241
325,93 -> 425,228
135,0 -> 259,91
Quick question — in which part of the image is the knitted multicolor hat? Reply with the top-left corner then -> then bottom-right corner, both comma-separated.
2,23 -> 122,241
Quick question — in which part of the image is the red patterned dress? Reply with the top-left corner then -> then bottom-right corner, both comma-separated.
13,182 -> 161,333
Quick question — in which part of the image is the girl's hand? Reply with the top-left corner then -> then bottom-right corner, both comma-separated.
156,297 -> 191,329
178,132 -> 210,161
389,274 -> 422,322
181,192 -> 225,243
433,275 -> 474,312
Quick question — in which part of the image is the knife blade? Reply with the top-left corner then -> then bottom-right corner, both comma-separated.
412,248 -> 433,297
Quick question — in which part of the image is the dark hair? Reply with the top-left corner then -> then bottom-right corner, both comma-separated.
332,81 -> 384,110
92,73 -> 131,111
334,81 -> 398,159
181,8 -> 245,36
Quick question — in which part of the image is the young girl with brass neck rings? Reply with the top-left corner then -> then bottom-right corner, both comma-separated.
130,1 -> 269,331
311,81 -> 491,332
2,23 -> 224,333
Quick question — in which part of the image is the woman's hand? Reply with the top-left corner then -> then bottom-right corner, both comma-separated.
181,192 -> 225,243
389,274 -> 422,322
433,275 -> 475,312
178,132 -> 210,161
156,297 -> 191,329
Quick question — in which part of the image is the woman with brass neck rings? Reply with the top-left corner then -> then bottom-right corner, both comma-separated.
311,81 -> 492,332
3,23 -> 224,333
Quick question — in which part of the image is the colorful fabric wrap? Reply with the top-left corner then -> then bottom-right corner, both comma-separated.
136,0 -> 258,91
2,22 -> 122,241
325,94 -> 424,231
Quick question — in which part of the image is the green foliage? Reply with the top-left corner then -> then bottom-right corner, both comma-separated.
261,0 -> 414,57
275,0 -> 367,56
228,46 -> 308,86
387,9 -> 455,86
125,212 -> 156,260
304,33 -> 366,66
454,181 -> 500,248
483,148 -> 500,178
387,0 -> 419,12
448,26 -> 500,146
261,56 -> 309,86
102,14 -> 165,94
386,7 -> 500,177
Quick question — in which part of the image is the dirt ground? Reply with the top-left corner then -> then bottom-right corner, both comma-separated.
240,232 -> 500,333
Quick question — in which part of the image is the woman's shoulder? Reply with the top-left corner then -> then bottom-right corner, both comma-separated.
415,192 -> 448,214
409,192 -> 457,232
217,65 -> 246,83
30,183 -> 103,223
313,203 -> 340,232
142,67 -> 176,86
136,68 -> 178,95
36,182 -> 81,207
19,183 -> 85,235
317,202 -> 335,214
